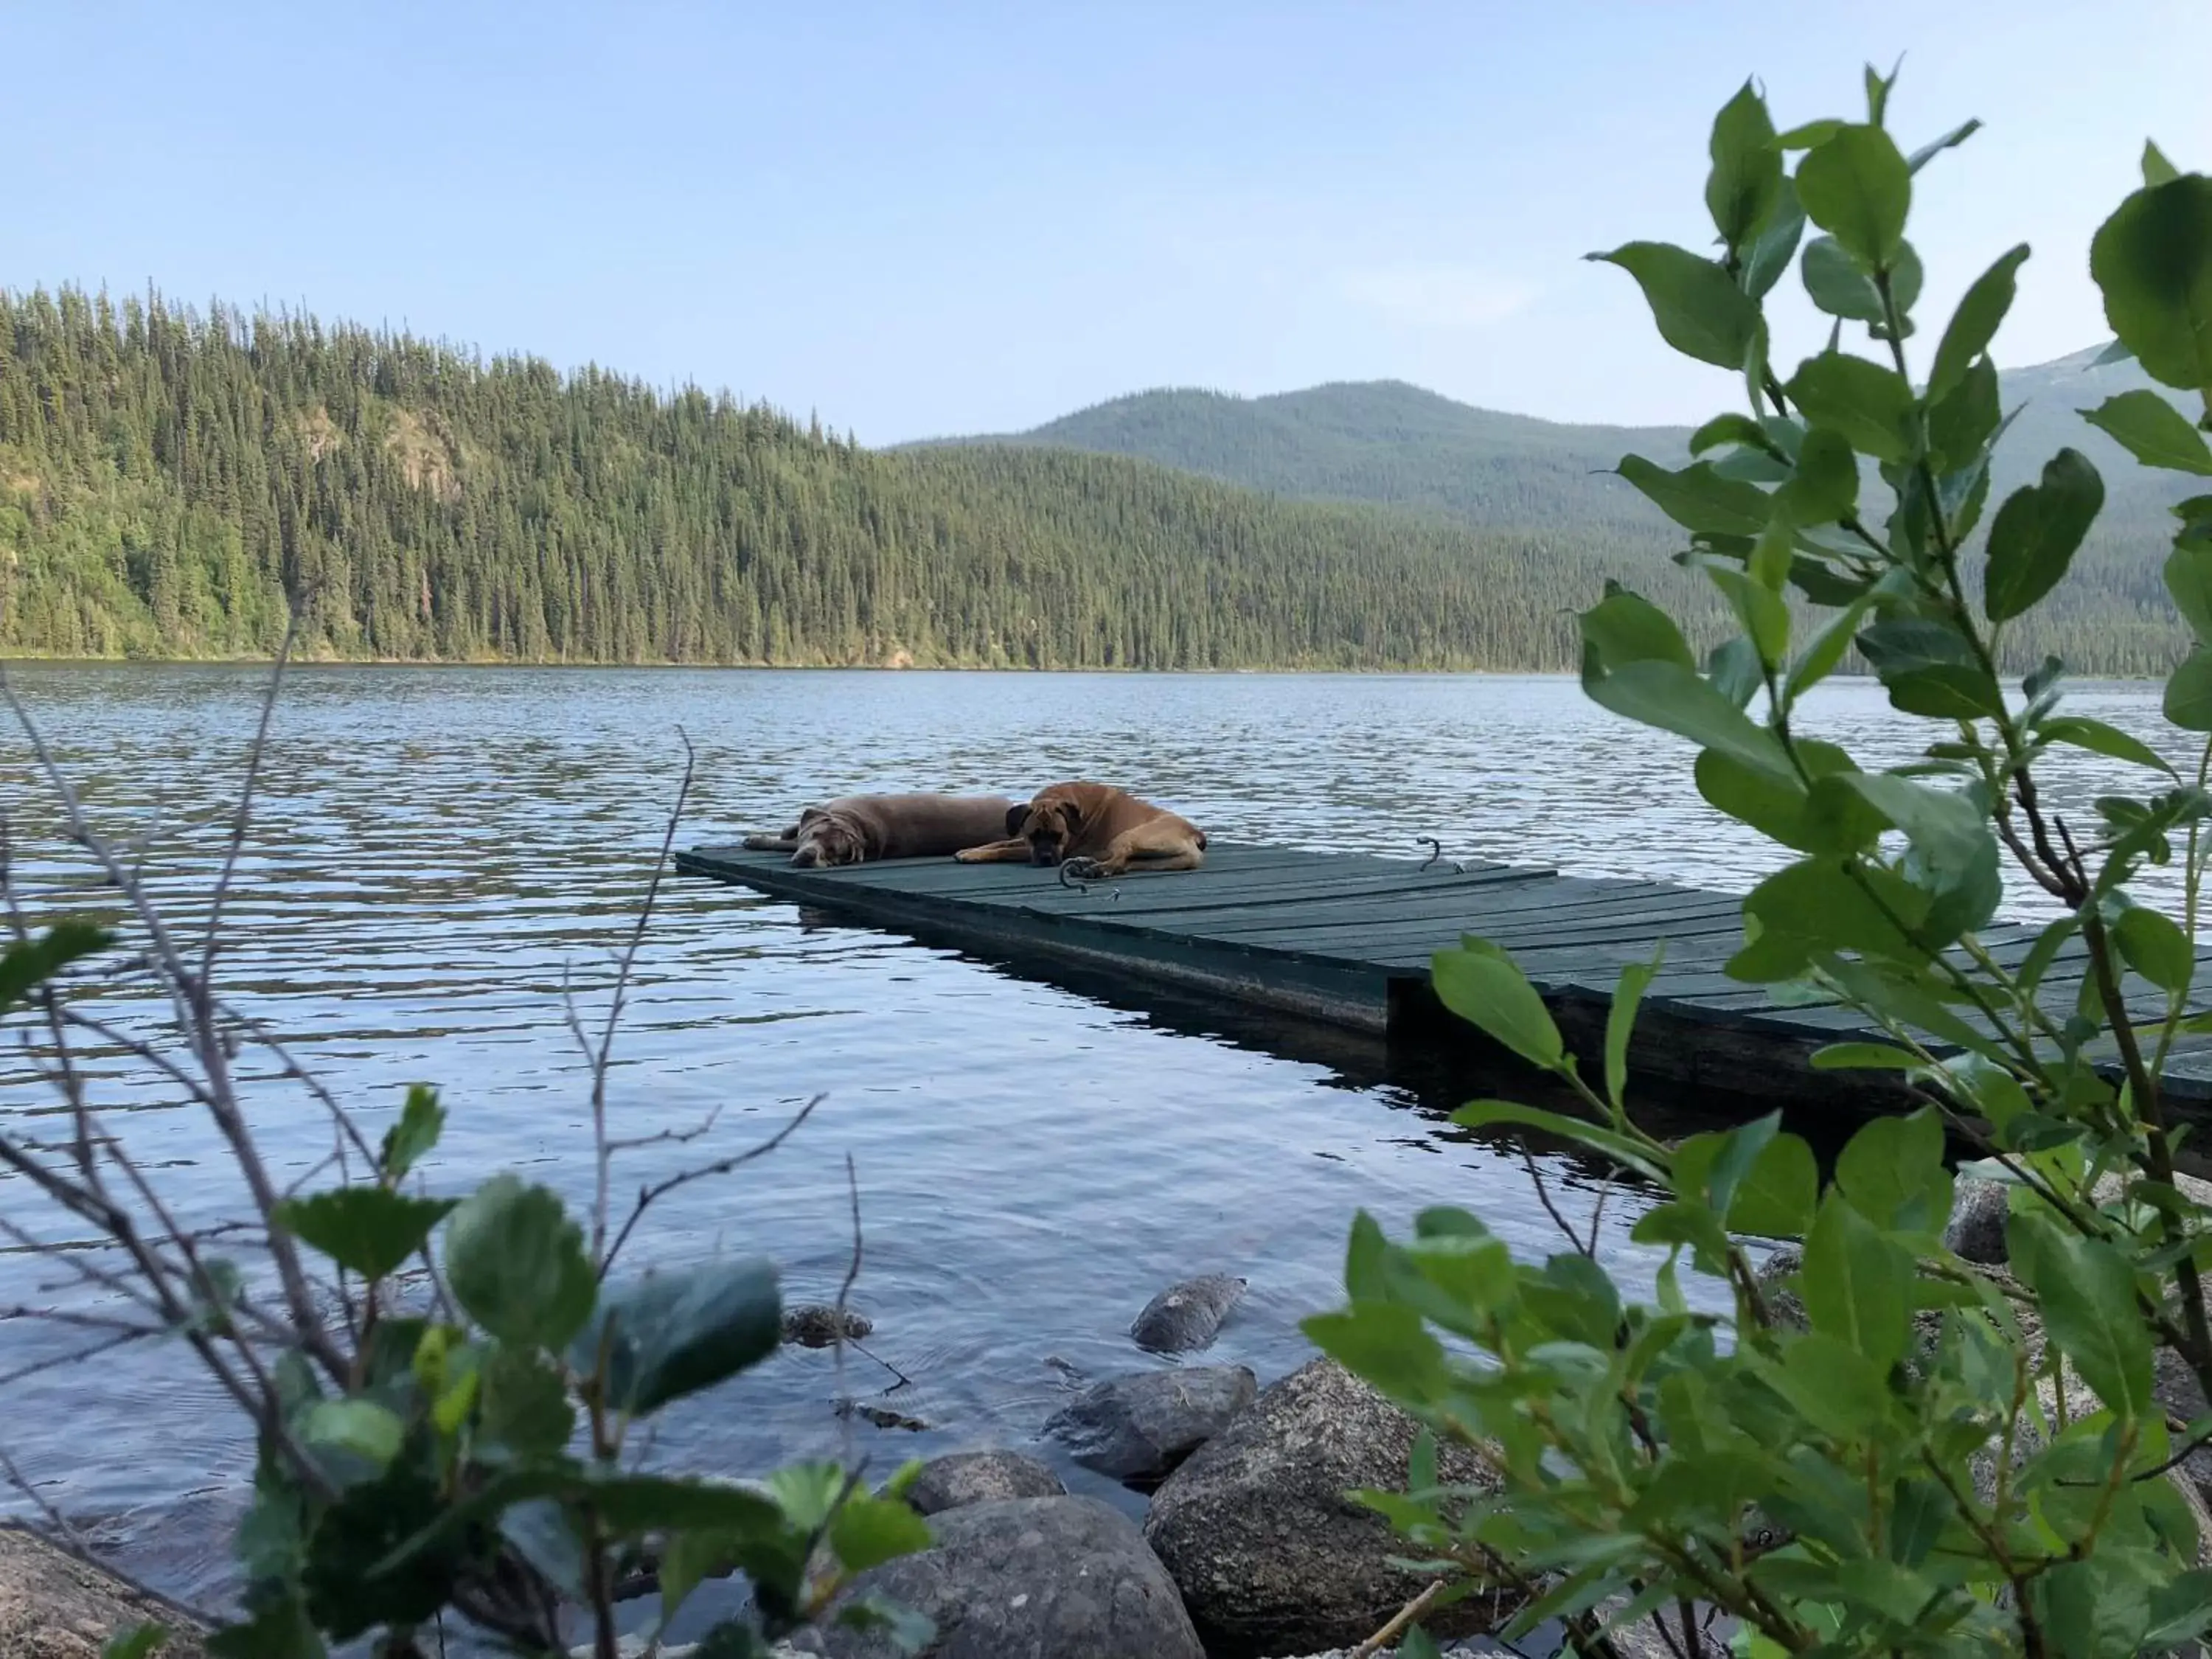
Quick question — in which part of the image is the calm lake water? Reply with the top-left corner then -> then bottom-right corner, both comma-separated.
0,665 -> 2184,1613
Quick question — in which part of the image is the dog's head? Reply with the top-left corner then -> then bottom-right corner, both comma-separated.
1006,787 -> 1087,866
791,810 -> 866,868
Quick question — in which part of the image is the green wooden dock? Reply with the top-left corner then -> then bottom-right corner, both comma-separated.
675,841 -> 2212,1109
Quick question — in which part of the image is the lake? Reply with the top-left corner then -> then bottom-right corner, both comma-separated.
0,664 -> 2182,1613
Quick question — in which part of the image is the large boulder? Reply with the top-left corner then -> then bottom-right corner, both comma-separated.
901,1452 -> 1065,1516
1142,1358 -> 1509,1658
795,1495 -> 1203,1659
1044,1366 -> 1256,1488
0,1524 -> 209,1659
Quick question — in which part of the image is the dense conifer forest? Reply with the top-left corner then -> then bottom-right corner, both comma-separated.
0,284 -> 2190,673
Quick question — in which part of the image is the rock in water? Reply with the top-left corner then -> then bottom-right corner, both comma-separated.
793,1495 -> 1203,1659
901,1452 -> 1066,1516
1144,1357 -> 1511,1658
0,1523 -> 210,1658
782,1304 -> 873,1347
1943,1178 -> 2011,1265
1044,1365 -> 1256,1487
1129,1274 -> 1245,1353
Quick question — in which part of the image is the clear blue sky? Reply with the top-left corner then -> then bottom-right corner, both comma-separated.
13,1 -> 2208,442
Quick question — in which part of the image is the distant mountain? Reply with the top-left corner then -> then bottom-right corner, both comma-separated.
914,353 -> 2199,674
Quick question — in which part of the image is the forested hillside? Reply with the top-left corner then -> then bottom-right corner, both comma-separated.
0,284 -> 2193,674
928,364 -> 2199,676
0,285 -> 1719,669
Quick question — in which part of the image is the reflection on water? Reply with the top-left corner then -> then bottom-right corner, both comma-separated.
0,665 -> 2179,1609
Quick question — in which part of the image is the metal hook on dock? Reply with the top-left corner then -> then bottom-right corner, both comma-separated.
1416,835 -> 1466,874
1057,861 -> 1121,899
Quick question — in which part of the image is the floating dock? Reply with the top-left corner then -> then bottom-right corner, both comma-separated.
675,841 -> 2212,1110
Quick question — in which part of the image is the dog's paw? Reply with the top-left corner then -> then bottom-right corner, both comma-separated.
1060,857 -> 1109,882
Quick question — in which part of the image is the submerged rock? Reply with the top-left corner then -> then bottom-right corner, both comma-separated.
1130,1274 -> 1246,1353
1043,1365 -> 1256,1487
0,1523 -> 209,1659
900,1452 -> 1065,1517
792,1495 -> 1203,1659
1144,1357 -> 1512,1657
783,1304 -> 873,1348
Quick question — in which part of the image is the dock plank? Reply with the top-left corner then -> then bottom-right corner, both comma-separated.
676,841 -> 2212,1110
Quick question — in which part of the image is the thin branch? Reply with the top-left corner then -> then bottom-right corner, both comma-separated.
590,728 -> 697,1264
600,1093 -> 825,1276
836,1154 -> 863,1467
198,607 -> 299,990
1351,1578 -> 1449,1657
0,1439 -> 84,1546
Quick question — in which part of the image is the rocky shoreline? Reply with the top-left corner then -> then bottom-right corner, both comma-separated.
21,1175 -> 2197,1659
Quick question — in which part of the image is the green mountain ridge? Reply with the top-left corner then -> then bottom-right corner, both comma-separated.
0,282 -> 2194,675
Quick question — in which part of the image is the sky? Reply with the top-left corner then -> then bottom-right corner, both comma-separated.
13,1 -> 2211,444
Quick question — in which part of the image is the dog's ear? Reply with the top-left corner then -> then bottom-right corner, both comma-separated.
1005,804 -> 1028,836
798,805 -> 827,827
1057,799 -> 1083,829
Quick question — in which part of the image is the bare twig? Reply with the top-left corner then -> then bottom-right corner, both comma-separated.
1351,1577 -> 1448,1657
601,1094 -> 825,1275
836,1154 -> 864,1466
0,1439 -> 84,1546
199,607 -> 299,990
589,730 -> 697,1265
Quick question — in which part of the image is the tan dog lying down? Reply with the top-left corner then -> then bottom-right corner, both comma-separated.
743,793 -> 1017,868
955,782 -> 1207,877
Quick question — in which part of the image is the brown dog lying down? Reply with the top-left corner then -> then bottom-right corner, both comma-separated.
955,782 -> 1207,877
742,793 -> 1017,868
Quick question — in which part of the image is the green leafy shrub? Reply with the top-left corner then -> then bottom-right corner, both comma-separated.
1308,68 -> 2212,1659
0,719 -> 928,1658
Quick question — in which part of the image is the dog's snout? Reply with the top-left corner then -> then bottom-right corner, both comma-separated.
791,844 -> 822,868
1030,842 -> 1062,866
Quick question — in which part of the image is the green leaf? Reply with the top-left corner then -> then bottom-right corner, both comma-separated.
1801,236 -> 1885,323
829,1492 -> 933,1574
1786,352 -> 1917,464
1450,1099 -> 1669,1184
1727,1133 -> 1818,1238
2039,717 -> 2174,775
1740,185 -> 1806,302
1582,658 -> 1794,782
1674,1112 -> 1781,1217
1587,243 -> 1762,370
2168,647 -> 2212,731
2114,905 -> 2195,995
0,920 -> 114,1012
571,1256 -> 782,1416
445,1175 -> 597,1351
380,1084 -> 445,1182
1930,244 -> 2030,403
1775,426 -> 1860,525
2083,389 -> 2212,475
1733,857 -> 1927,982
2035,1233 -> 2155,1418
586,1473 -> 787,1537
479,1344 -> 575,1456
1431,942 -> 1562,1070
1767,1333 -> 1894,1440
1858,619 -> 2004,720
1838,772 -> 2001,936
1926,353 -> 2002,473
1580,586 -> 1695,671
299,1398 -> 404,1472
206,1599 -> 325,1659
1708,636 -> 1764,709
2091,175 -> 2212,394
1301,1302 -> 1449,1402
2167,543 -> 2212,643
1834,1108 -> 1951,1233
1907,119 -> 1982,175
1706,80 -> 1783,253
1795,124 -> 1911,270
1605,949 -> 1660,1110
1801,1194 -> 1912,1369
1811,1042 -> 1924,1071
1615,455 -> 1772,535
102,1626 -> 168,1659
273,1189 -> 456,1282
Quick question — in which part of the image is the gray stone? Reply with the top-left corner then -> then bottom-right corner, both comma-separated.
783,1304 -> 873,1348
1143,1357 -> 1512,1658
793,1495 -> 1203,1659
0,1523 -> 209,1659
1130,1275 -> 1246,1354
1044,1365 -> 1256,1487
901,1452 -> 1065,1517
1944,1177 -> 2011,1265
